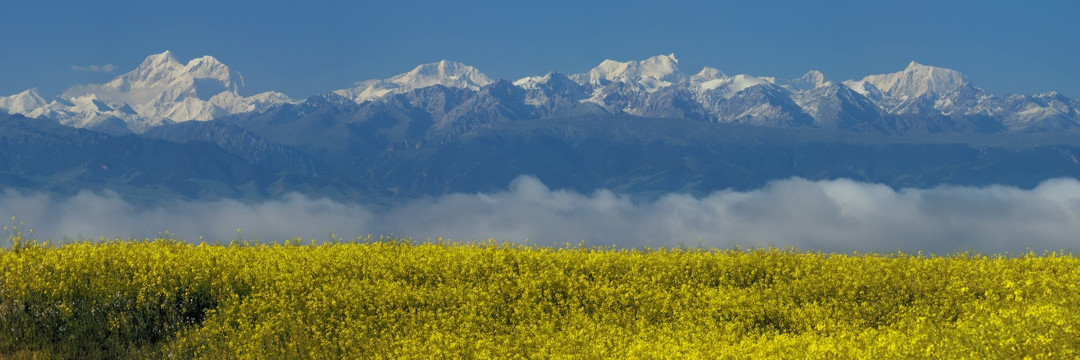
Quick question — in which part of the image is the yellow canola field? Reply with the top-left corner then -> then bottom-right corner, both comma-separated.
2,237 -> 1080,359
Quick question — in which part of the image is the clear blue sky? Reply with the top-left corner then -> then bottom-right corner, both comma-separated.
1,0 -> 1078,99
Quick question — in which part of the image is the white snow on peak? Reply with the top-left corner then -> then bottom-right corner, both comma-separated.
690,67 -> 727,87
185,55 -> 244,89
729,75 -> 770,97
513,72 -> 556,89
513,73 -> 554,105
208,91 -> 296,114
854,61 -> 968,100
0,89 -> 47,116
87,51 -> 244,103
773,70 -> 828,92
209,91 -> 250,114
399,60 -> 492,89
841,79 -> 883,98
64,94 -> 113,114
95,51 -> 184,102
512,71 -> 579,89
19,51 -> 293,132
23,93 -> 144,130
692,74 -> 771,100
335,60 -> 494,103
59,51 -> 244,127
245,91 -> 297,112
511,71 -> 586,106
684,65 -> 782,100
572,53 -> 683,93
517,79 -> 550,107
1033,91 -> 1070,103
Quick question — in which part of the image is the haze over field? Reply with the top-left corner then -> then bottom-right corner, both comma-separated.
3,176 -> 1079,253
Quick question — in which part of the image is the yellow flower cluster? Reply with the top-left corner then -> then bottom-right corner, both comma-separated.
3,236 -> 1080,358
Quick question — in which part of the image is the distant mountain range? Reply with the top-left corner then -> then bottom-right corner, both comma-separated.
3,52 -> 1078,135
1,52 -> 1079,203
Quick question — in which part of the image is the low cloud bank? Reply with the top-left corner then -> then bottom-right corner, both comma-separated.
2,176 -> 1080,253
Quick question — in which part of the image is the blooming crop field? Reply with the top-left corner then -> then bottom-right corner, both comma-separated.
2,232 -> 1079,359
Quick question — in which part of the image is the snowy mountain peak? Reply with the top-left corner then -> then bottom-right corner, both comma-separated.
396,60 -> 492,90
15,88 -> 45,103
16,51 -> 295,132
513,74 -> 544,89
639,53 -> 679,76
690,72 -> 772,101
511,71 -> 588,106
65,50 -> 247,113
138,50 -> 182,73
691,67 -> 728,83
101,51 -> 185,94
859,61 -> 968,99
800,70 -> 827,87
513,71 -> 564,89
244,91 -> 297,112
143,50 -> 179,66
94,51 -> 242,97
335,60 -> 494,103
771,70 -> 828,92
1034,91 -> 1068,102
0,88 -> 48,116
575,54 -> 683,92
184,55 -> 243,90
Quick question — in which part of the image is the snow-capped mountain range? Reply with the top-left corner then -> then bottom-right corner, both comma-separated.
2,51 -> 1078,134
1,51 -> 295,133
335,60 -> 494,103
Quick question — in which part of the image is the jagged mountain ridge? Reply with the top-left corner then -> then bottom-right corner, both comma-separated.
329,54 -> 1078,133
2,51 -> 296,133
2,52 -> 1079,135
335,60 -> 494,103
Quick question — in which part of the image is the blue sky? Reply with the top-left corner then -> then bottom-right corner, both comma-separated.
1,0 -> 1078,99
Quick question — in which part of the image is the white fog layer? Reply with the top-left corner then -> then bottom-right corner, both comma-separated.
2,176 -> 1080,253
